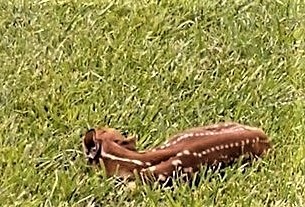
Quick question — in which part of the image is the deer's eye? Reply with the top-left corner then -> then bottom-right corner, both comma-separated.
91,146 -> 97,152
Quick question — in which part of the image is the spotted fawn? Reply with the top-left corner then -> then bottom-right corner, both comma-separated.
82,122 -> 271,182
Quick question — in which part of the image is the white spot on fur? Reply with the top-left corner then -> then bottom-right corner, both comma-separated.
177,133 -> 193,142
146,162 -> 152,166
260,139 -> 269,144
241,140 -> 245,146
256,137 -> 260,142
230,143 -> 234,148
132,159 -> 144,166
183,150 -> 191,155
182,133 -> 193,139
235,142 -> 239,147
198,153 -> 202,157
193,152 -> 198,156
211,147 -> 215,152
220,154 -> 228,159
252,139 -> 256,143
215,146 -> 220,150
172,159 -> 182,166
220,145 -> 224,149
206,149 -> 210,153
202,151 -> 206,155
225,144 -> 229,149
246,139 -> 250,144
177,152 -> 183,157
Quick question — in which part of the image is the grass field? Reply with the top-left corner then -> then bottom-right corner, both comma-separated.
1,0 -> 305,206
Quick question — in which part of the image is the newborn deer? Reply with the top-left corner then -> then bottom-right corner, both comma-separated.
82,123 -> 271,182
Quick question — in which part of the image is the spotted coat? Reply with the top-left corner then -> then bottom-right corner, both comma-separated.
82,122 -> 271,181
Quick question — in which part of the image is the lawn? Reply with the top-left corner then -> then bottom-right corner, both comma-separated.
1,0 -> 305,206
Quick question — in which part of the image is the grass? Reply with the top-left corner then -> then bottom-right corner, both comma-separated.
1,0 -> 305,206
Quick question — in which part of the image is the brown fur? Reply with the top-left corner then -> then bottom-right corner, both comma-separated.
82,123 -> 271,181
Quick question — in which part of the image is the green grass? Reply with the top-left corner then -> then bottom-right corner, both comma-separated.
1,0 -> 305,206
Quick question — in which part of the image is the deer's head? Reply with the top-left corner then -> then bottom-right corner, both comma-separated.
82,128 -> 136,165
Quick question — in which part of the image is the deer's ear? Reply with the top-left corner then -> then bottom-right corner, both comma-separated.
115,137 -> 136,151
84,129 -> 97,144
